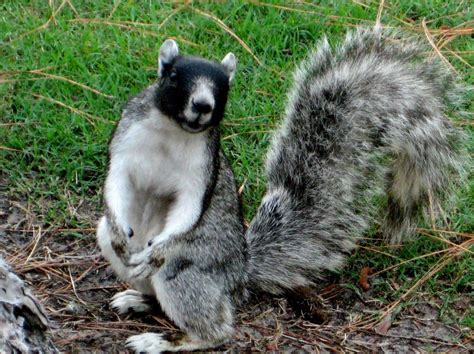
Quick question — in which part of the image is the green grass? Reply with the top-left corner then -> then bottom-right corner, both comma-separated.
1,0 -> 472,329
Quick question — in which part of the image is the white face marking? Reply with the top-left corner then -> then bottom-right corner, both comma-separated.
183,77 -> 215,126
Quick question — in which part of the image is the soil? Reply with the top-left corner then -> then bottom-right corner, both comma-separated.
0,197 -> 472,353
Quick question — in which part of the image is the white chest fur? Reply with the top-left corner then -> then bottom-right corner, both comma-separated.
104,108 -> 210,247
111,108 -> 208,196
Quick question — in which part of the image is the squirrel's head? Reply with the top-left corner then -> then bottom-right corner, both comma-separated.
155,39 -> 237,134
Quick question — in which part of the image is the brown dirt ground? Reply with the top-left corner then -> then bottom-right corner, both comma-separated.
1,196 -> 472,353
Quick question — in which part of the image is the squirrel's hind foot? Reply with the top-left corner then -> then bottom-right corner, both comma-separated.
111,289 -> 153,314
126,332 -> 224,353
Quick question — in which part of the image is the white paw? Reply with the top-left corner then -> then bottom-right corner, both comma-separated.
128,248 -> 154,279
110,290 -> 151,314
126,333 -> 171,353
129,247 -> 153,266
129,263 -> 153,280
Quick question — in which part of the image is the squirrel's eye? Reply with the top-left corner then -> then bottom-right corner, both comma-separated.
169,71 -> 177,81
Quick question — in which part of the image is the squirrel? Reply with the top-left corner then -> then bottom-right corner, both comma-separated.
97,27 -> 464,353
96,39 -> 248,351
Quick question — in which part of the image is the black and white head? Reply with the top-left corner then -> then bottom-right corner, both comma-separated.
155,39 -> 237,133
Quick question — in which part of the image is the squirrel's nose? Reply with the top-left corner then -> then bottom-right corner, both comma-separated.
192,99 -> 213,114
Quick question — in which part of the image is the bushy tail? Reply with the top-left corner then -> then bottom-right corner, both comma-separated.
382,118 -> 464,243
246,27 -> 466,295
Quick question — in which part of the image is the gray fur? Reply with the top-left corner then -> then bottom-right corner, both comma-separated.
246,27 -> 465,295
140,149 -> 248,342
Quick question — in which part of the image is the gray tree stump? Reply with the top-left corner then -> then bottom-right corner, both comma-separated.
0,258 -> 58,353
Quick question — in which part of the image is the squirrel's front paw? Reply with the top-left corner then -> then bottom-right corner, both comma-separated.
128,247 -> 164,280
109,218 -> 135,262
111,238 -> 130,262
129,248 -> 165,279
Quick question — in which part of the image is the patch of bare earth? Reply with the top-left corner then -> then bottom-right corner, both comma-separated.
1,198 -> 472,352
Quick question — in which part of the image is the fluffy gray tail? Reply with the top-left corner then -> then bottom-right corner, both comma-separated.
246,27 -> 465,295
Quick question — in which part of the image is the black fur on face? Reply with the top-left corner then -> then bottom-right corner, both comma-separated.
156,56 -> 231,133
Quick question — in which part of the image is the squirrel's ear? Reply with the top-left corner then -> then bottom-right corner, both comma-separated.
221,53 -> 237,83
158,39 -> 179,77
